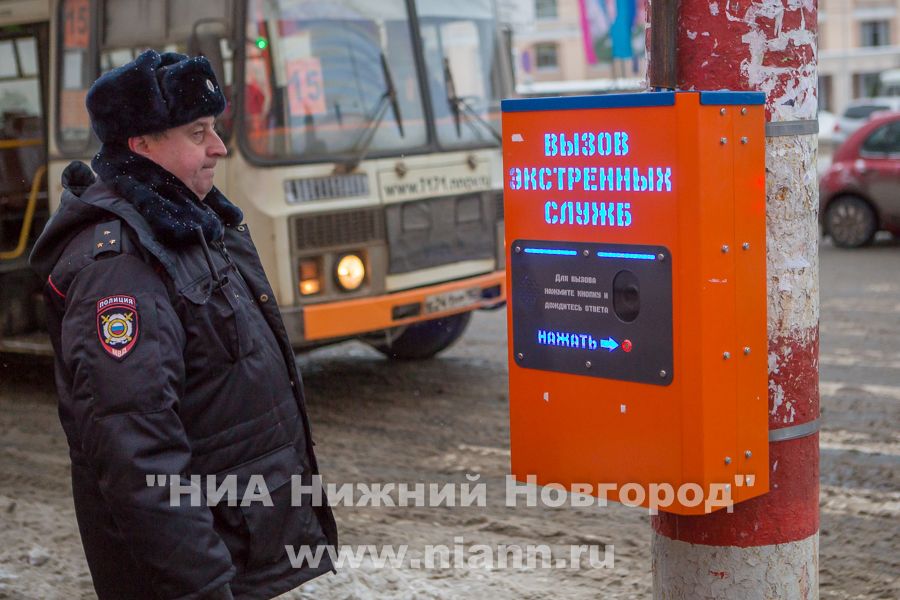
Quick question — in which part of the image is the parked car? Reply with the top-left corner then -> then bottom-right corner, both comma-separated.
832,97 -> 900,144
820,111 -> 900,248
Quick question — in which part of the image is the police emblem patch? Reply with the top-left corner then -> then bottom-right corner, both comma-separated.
96,295 -> 139,360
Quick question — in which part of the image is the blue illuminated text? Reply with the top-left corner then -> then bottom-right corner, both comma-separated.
508,166 -> 672,193
545,201 -> 632,227
537,330 -> 621,352
544,132 -> 629,157
538,329 -> 599,350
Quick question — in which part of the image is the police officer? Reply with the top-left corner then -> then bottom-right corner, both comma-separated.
30,50 -> 337,599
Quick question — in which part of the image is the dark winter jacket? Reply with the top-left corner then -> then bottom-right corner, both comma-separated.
29,173 -> 337,600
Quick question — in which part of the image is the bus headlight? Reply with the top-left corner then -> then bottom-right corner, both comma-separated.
335,253 -> 365,291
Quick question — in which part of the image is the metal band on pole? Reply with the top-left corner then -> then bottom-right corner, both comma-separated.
768,418 -> 821,442
765,120 -> 819,137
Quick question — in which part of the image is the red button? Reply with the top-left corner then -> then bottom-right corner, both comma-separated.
622,339 -> 633,352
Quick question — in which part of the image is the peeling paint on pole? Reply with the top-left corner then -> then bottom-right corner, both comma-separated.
675,0 -> 818,121
652,534 -> 819,600
766,133 -> 819,430
652,0 -> 820,597
766,136 -> 819,337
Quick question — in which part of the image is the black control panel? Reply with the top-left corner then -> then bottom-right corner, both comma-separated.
510,239 -> 673,385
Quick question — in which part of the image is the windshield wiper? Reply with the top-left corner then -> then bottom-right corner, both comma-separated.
335,52 -> 404,173
442,57 -> 501,143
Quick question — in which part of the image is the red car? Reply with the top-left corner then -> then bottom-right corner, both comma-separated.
820,111 -> 900,247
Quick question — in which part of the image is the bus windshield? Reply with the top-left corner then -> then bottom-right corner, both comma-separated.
415,0 -> 502,149
243,0 -> 427,161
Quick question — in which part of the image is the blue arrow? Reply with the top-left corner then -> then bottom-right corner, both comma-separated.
600,337 -> 619,352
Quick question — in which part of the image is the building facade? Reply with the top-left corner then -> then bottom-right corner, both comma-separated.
499,0 -> 900,113
818,0 -> 900,115
499,0 -> 646,89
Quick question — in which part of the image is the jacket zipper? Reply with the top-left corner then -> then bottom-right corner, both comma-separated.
214,239 -> 244,287
213,239 -> 231,264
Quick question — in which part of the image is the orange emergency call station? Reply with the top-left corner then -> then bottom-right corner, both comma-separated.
502,91 -> 769,515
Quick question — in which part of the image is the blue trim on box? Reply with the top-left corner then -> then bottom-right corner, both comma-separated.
501,90 -> 766,112
699,91 -> 765,105
501,91 -> 676,113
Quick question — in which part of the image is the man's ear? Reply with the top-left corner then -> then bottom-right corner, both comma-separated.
128,135 -> 152,157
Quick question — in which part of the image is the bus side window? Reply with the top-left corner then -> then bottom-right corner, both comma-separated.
0,36 -> 45,209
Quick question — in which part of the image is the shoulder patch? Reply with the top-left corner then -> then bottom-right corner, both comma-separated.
97,295 -> 139,360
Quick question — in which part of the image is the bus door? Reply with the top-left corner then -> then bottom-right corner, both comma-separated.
0,21 -> 49,340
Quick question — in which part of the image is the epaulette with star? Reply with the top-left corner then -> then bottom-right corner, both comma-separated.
92,220 -> 123,258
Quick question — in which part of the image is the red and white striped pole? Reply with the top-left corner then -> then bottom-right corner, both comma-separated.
649,1 -> 820,597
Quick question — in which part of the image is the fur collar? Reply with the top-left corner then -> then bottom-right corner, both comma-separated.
91,144 -> 243,247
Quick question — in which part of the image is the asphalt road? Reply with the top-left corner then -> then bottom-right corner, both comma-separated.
0,235 -> 897,599
814,234 -> 900,600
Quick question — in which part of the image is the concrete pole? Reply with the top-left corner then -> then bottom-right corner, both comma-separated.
649,1 -> 820,598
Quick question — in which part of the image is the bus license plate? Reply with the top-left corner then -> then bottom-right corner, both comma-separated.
424,288 -> 481,314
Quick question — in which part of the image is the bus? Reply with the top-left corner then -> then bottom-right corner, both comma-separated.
0,0 -> 512,358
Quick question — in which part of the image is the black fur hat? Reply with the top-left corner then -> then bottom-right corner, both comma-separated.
86,49 -> 226,144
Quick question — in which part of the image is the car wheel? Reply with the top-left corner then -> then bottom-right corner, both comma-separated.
825,196 -> 877,248
368,312 -> 472,360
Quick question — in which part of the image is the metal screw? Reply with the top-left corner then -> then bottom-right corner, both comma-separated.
657,253 -> 665,261
743,346 -> 751,355
742,242 -> 750,250
722,244 -> 730,253
720,137 -> 728,145
740,136 -> 748,144
585,361 -> 592,368
583,249 -> 590,256
516,352 -> 523,360
723,352 -> 731,360
720,108 -> 726,115
724,456 -> 732,465
659,369 -> 667,378
741,107 -> 748,115
745,450 -> 753,458
515,246 -> 522,253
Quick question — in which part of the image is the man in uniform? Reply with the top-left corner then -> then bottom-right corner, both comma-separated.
30,50 -> 337,599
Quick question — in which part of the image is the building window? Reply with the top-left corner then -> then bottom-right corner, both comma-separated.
535,0 -> 558,20
860,20 -> 890,47
854,72 -> 881,98
534,43 -> 559,70
818,75 -> 832,112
